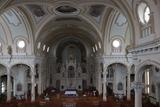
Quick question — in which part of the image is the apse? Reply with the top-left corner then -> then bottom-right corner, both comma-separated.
56,38 -> 86,64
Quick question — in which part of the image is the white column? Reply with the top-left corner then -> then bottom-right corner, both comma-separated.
97,71 -> 102,95
0,77 -> 1,94
38,72 -> 42,95
7,67 -> 11,102
41,67 -> 45,93
38,66 -> 42,95
102,72 -> 107,101
31,67 -> 35,102
155,84 -> 159,105
133,82 -> 144,107
127,66 -> 131,100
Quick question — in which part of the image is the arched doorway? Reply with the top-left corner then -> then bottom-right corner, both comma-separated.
0,64 -> 7,95
54,38 -> 88,91
10,64 -> 31,100
138,64 -> 160,105
107,63 -> 127,97
0,64 -> 14,102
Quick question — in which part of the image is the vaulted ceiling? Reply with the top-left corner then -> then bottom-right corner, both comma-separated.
0,0 -> 145,55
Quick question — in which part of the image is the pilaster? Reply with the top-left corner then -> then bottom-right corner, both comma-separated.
31,66 -> 35,102
133,82 -> 144,107
7,67 -> 11,102
127,65 -> 131,100
102,71 -> 107,101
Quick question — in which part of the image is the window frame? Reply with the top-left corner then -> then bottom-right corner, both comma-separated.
17,40 -> 26,49
137,2 -> 151,25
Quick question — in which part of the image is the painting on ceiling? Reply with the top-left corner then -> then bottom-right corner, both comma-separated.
89,5 -> 105,17
88,5 -> 105,23
26,4 -> 46,24
26,4 -> 45,17
56,5 -> 77,14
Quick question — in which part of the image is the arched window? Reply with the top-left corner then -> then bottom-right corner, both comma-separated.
98,41 -> 101,49
143,68 -> 150,94
95,44 -> 98,51
138,2 -> 151,24
137,2 -> 154,37
112,39 -> 122,53
17,40 -> 25,49
92,47 -> 95,53
144,70 -> 150,94
1,82 -> 6,93
47,47 -> 50,53
37,42 -> 41,49
16,39 -> 26,54
43,44 -> 46,51
112,39 -> 120,48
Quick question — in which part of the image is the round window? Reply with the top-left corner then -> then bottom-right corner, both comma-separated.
17,40 -> 25,49
138,2 -> 151,24
112,39 -> 121,48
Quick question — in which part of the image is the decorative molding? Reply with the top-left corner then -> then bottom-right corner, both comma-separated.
3,9 -> 22,27
0,0 -> 11,10
115,13 -> 127,27
131,82 -> 144,90
129,38 -> 160,55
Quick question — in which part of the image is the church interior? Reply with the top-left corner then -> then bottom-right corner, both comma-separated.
0,0 -> 160,107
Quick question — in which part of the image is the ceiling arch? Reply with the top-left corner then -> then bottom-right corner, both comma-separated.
35,15 -> 102,47
0,6 -> 35,54
0,0 -> 142,56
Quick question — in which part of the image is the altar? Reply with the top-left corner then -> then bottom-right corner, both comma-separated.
64,89 -> 78,97
54,45 -> 89,91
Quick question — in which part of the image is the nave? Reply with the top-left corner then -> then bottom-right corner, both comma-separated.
1,0 -> 160,107
0,87 -> 158,107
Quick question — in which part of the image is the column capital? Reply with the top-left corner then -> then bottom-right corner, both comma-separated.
127,72 -> 130,75
127,64 -> 132,68
134,82 -> 143,107
126,64 -> 132,75
30,65 -> 36,76
102,71 -> 107,75
132,82 -> 144,91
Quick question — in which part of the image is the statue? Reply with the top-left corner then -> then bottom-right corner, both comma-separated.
68,48 -> 76,63
60,64 -> 65,73
7,45 -> 12,62
77,64 -> 82,73
77,64 -> 82,77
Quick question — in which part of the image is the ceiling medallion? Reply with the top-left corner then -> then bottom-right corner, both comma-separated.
56,5 -> 77,13
55,5 -> 80,15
